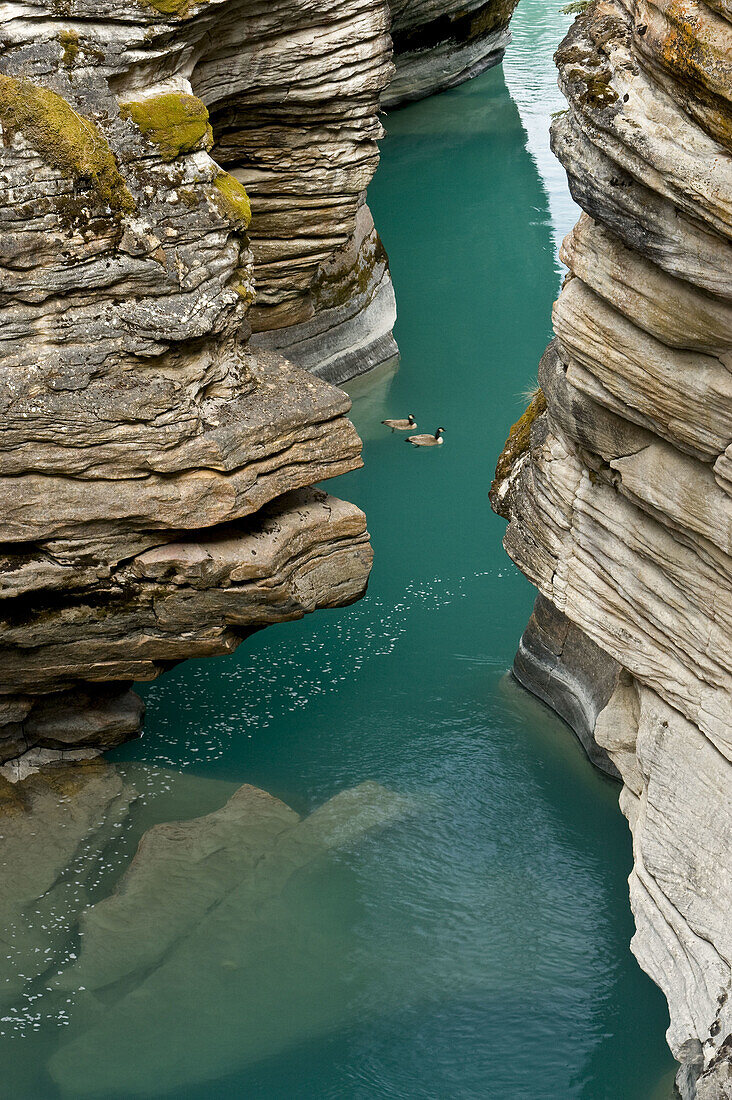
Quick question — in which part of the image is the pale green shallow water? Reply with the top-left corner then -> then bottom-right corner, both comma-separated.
2,8 -> 678,1097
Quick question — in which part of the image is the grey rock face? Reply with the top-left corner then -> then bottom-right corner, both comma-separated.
384,0 -> 520,107
201,0 -> 399,378
492,1 -> 732,1093
0,2 -> 381,767
250,204 -> 399,385
513,595 -> 621,778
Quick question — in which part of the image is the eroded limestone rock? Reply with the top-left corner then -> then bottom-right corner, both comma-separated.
201,0 -> 398,378
0,2 -> 383,763
492,1 -> 732,1093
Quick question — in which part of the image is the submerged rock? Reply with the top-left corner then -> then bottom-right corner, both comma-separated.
0,761 -> 137,1012
491,1 -> 732,1093
49,780 -> 413,1096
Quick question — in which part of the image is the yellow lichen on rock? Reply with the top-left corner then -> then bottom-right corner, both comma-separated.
230,265 -> 256,302
119,92 -> 213,161
654,0 -> 732,149
0,76 -> 134,214
212,171 -> 252,226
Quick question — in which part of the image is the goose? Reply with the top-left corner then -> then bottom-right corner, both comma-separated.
382,413 -> 417,432
406,427 -> 445,447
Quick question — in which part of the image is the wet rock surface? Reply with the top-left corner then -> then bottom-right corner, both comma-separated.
492,1 -> 732,1094
0,1 -> 385,765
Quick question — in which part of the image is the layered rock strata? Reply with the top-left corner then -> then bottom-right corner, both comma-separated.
491,2 -> 732,1095
199,0 -> 397,382
384,0 -> 520,107
0,1 -> 378,769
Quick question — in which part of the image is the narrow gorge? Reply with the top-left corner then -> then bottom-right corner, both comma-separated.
0,0 -> 729,1096
491,2 -> 732,1095
385,0 -> 519,105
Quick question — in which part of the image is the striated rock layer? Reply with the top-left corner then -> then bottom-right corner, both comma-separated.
491,1 -> 732,1095
0,1 -> 379,770
203,0 -> 399,381
384,0 -> 520,107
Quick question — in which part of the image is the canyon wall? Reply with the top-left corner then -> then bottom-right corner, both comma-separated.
206,0 -> 399,383
491,1 -> 732,1095
0,0 -> 388,773
385,0 -> 519,106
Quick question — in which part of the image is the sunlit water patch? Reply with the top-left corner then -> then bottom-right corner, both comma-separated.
503,0 -> 580,257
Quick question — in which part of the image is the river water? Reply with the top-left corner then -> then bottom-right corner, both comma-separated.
2,7 -> 678,1098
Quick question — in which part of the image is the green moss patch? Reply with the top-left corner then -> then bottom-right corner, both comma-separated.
139,0 -> 193,15
178,187 -> 199,207
59,29 -> 80,67
560,1 -> 593,14
230,267 -> 255,301
493,388 -> 547,488
212,171 -> 251,226
0,75 -> 134,214
119,92 -> 212,162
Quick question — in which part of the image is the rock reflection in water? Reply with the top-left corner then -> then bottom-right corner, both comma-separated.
0,764 -> 412,1097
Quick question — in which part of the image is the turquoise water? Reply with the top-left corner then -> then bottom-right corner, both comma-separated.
2,16 -> 677,1100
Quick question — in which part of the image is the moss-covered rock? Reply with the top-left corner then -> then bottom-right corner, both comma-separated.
139,0 -> 195,15
492,388 -> 547,488
178,187 -> 200,208
230,265 -> 256,302
59,29 -> 80,68
560,1 -> 593,15
212,171 -> 252,226
119,92 -> 213,162
0,76 -> 134,214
